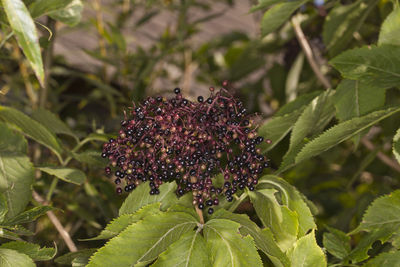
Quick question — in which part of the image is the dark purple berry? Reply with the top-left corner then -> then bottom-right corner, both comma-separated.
174,88 -> 181,94
208,208 -> 214,214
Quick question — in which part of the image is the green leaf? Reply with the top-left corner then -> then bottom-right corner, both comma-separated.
248,189 -> 299,252
275,91 -> 322,117
71,150 -> 107,167
378,4 -> 400,46
0,152 -> 34,219
204,219 -> 262,267
152,231 -> 211,267
83,203 -> 161,241
330,45 -> 400,88
55,249 -> 97,265
288,231 -> 327,267
87,212 -> 198,267
258,91 -> 321,152
261,0 -> 309,37
393,127 -> 400,164
334,80 -> 386,122
347,229 -> 392,263
0,122 -> 27,153
322,227 -> 351,260
212,209 -> 289,267
31,108 -> 78,142
0,241 -> 56,261
49,0 -> 83,27
257,175 -> 316,237
250,0 -> 282,13
285,52 -> 304,102
352,190 -> 400,234
323,0 -> 378,57
279,90 -> 335,172
29,0 -> 73,18
362,251 -> 400,267
37,166 -> 86,185
295,106 -> 400,166
4,206 -> 53,225
0,194 -> 7,223
1,0 -> 44,86
119,181 -> 178,216
0,248 -> 35,267
333,80 -> 386,145
0,106 -> 63,158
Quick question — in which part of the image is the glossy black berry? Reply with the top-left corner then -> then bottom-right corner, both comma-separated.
206,200 -> 213,206
208,208 -> 214,214
174,87 -> 181,94
197,96 -> 204,102
198,203 -> 204,210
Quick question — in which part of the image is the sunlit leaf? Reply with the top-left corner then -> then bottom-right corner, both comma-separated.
119,182 -> 178,216
204,219 -> 262,267
1,0 -> 44,85
288,231 -> 327,267
88,212 -> 198,266
152,231 -> 211,267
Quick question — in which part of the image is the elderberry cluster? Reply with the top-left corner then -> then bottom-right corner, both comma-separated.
101,83 -> 270,214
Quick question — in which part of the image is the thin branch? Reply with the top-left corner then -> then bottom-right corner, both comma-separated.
291,14 -> 400,174
32,191 -> 78,252
361,138 -> 400,173
291,15 -> 332,89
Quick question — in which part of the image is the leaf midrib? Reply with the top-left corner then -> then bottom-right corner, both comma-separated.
136,221 -> 196,264
206,224 -> 235,267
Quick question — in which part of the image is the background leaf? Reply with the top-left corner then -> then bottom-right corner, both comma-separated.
37,167 -> 86,185
362,251 -> 400,267
261,0 -> 309,37
204,218 -> 263,267
4,206 -> 53,225
0,241 -> 56,261
0,106 -> 63,158
322,227 -> 351,260
323,0 -> 378,57
29,0 -> 73,18
1,0 -> 44,85
378,4 -> 400,46
393,127 -> 400,164
0,122 -> 27,153
258,91 -> 321,152
0,152 -> 34,219
49,0 -> 83,27
330,45 -> 400,88
295,106 -> 400,166
31,108 -> 78,142
279,90 -> 335,172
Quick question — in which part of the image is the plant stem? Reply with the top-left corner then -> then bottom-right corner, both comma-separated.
32,191 -> 78,252
195,205 -> 204,225
40,18 -> 56,108
291,15 -> 332,89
